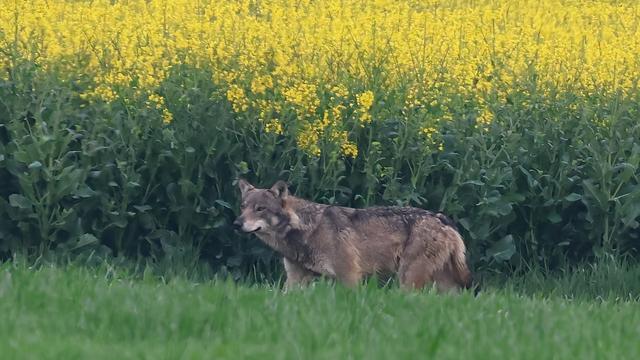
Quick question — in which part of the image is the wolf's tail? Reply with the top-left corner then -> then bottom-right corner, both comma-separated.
451,234 -> 472,290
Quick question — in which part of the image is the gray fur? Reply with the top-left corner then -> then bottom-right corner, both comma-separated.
234,180 -> 472,291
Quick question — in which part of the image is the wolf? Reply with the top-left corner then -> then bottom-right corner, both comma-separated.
233,179 -> 472,291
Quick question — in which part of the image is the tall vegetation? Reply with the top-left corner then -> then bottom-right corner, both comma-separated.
1,0 -> 639,276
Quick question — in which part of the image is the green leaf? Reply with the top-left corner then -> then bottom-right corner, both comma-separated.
215,200 -> 233,209
457,218 -> 472,232
486,235 -> 516,262
612,162 -> 636,184
547,211 -> 562,224
496,201 -> 513,216
9,194 -> 32,209
236,161 -> 249,175
133,205 -> 152,213
74,185 -> 96,198
621,201 -> 640,228
564,193 -> 582,202
73,234 -> 99,250
518,166 -> 539,188
28,161 -> 42,170
502,193 -> 526,203
582,180 -> 608,208
212,218 -> 226,228
462,180 -> 484,186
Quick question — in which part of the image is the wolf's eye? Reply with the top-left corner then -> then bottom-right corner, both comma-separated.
255,206 -> 266,212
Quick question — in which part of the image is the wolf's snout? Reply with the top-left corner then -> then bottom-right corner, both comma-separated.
233,218 -> 243,229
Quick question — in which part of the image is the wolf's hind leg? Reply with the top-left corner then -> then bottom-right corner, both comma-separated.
399,255 -> 461,292
432,263 -> 462,293
334,264 -> 363,288
398,257 -> 434,290
398,220 -> 453,290
283,258 -> 317,290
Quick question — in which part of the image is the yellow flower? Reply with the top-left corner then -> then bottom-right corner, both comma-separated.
264,119 -> 284,135
147,93 -> 165,110
331,84 -> 349,100
357,90 -> 374,109
250,75 -> 273,95
420,126 -> 437,138
3,0 -> 640,144
420,126 -> 443,151
296,124 -> 321,157
162,108 -> 173,125
284,82 -> 319,118
331,105 -> 345,124
226,84 -> 249,113
405,86 -> 423,109
341,142 -> 358,158
356,90 -> 375,126
83,85 -> 118,103
476,108 -> 494,128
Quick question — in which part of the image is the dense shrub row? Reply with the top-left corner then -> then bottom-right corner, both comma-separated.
1,60 -> 639,278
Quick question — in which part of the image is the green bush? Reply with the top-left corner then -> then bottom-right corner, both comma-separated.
1,60 -> 639,278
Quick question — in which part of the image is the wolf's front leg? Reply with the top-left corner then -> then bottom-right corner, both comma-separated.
283,258 -> 316,290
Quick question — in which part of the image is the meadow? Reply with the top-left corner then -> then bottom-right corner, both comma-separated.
2,261 -> 640,359
2,2 -> 639,357
1,0 -> 640,276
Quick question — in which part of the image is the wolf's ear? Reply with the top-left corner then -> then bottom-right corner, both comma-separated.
270,180 -> 289,199
237,179 -> 255,195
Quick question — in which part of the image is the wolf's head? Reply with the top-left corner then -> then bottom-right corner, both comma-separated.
233,179 -> 290,235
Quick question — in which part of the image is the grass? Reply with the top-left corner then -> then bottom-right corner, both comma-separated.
1,262 -> 640,359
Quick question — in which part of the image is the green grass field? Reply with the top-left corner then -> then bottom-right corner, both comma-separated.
1,263 -> 640,359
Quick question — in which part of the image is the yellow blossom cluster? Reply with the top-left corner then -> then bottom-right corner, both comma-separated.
226,85 -> 249,113
1,0 -> 639,155
356,91 -> 375,126
283,82 -> 320,119
148,93 -> 173,124
420,126 -> 444,152
251,75 -> 274,96
297,123 -> 322,157
264,119 -> 284,135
